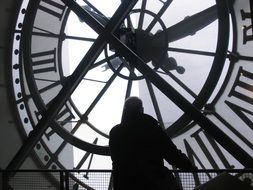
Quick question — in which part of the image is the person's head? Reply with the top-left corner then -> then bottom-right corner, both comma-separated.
121,97 -> 143,122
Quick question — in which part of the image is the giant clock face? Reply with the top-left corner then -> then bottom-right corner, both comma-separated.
9,0 -> 253,188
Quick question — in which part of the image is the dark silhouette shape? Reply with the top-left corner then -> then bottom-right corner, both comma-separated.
109,97 -> 196,190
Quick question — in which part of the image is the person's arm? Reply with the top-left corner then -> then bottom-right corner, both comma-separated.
159,128 -> 196,170
144,114 -> 196,170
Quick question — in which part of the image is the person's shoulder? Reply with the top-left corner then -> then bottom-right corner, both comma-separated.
142,114 -> 166,133
142,114 -> 159,124
109,124 -> 122,136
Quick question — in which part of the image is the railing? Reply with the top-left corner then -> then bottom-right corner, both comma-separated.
1,169 -> 253,190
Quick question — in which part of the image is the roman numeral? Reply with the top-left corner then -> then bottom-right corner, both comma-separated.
177,128 -> 234,187
240,9 -> 251,20
184,135 -> 233,171
240,8 -> 253,44
190,129 -> 234,169
39,0 -> 66,20
213,110 -> 253,151
31,48 -> 57,74
228,66 -> 253,105
225,101 -> 253,131
220,66 -> 253,150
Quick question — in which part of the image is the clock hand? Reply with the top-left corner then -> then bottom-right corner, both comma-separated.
151,5 -> 217,44
34,31 -> 96,42
16,28 -> 96,42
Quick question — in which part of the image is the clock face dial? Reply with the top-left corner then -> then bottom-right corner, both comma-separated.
10,0 -> 253,181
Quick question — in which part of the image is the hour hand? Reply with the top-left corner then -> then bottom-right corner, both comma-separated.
150,5 -> 218,44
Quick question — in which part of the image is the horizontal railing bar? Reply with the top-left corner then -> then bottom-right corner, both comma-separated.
1,169 -> 253,173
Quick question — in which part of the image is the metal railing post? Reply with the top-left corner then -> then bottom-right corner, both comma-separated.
2,171 -> 7,190
60,171 -> 64,190
65,171 -> 69,190
0,170 -> 2,190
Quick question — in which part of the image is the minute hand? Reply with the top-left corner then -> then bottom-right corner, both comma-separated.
151,5 -> 217,44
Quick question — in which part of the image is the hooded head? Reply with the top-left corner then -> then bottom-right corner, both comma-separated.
121,97 -> 143,122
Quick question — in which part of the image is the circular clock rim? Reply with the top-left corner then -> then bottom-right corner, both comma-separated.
17,0 -> 229,155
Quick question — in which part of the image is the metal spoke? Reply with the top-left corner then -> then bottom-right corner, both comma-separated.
145,79 -> 165,129
124,64 -> 137,99
83,64 -> 124,117
137,0 -> 147,29
90,54 -> 119,70
168,47 -> 216,57
146,0 -> 172,32
69,65 -> 124,139
125,78 -> 133,100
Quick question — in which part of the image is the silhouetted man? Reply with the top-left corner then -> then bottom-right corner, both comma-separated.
109,97 -> 196,190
